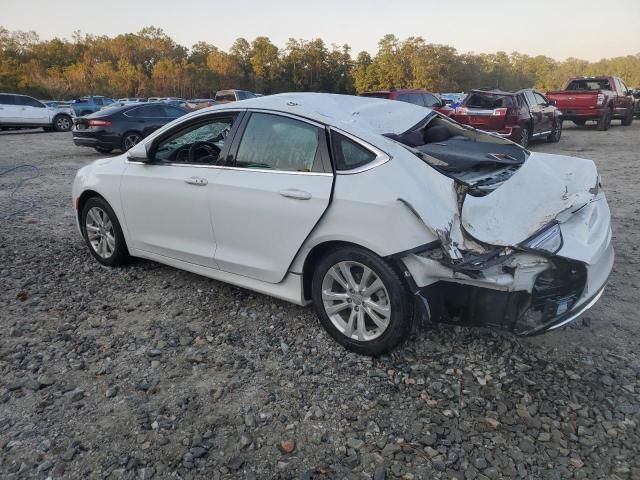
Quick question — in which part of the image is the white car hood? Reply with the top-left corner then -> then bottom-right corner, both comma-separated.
461,152 -> 599,246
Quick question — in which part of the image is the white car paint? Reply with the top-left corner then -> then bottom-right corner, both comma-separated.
0,93 -> 73,127
73,93 -> 613,334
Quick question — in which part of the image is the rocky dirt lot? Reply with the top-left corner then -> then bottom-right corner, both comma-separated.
1,122 -> 639,480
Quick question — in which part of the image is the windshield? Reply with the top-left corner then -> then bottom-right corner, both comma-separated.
463,93 -> 515,109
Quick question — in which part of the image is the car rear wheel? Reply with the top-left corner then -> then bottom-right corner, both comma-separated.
81,197 -> 129,267
547,118 -> 562,143
621,109 -> 633,126
121,132 -> 142,151
597,110 -> 612,131
311,246 -> 412,356
53,114 -> 72,132
94,146 -> 114,154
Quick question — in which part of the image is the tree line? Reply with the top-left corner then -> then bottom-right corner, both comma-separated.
1,27 -> 639,100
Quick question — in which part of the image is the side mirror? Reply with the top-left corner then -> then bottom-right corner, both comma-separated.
126,141 -> 150,162
627,90 -> 634,96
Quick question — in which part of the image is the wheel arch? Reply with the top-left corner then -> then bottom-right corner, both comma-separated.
301,240 -> 415,302
76,189 -> 107,225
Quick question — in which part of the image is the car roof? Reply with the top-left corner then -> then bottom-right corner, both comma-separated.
193,92 -> 431,136
469,89 -> 518,96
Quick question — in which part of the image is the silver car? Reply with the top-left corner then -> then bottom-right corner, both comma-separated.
72,93 -> 613,355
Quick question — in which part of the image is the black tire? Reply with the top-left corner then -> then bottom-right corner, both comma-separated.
547,118 -> 562,143
597,110 -> 612,131
94,146 -> 114,154
53,114 -> 72,132
311,246 -> 412,356
517,125 -> 530,148
572,119 -> 586,126
121,131 -> 142,151
621,109 -> 633,126
80,196 -> 129,267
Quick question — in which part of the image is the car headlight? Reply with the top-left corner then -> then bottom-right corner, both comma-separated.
520,223 -> 563,255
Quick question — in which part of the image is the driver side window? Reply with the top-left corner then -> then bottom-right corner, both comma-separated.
154,116 -> 235,164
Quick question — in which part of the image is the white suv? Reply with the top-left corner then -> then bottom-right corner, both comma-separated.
0,93 -> 73,132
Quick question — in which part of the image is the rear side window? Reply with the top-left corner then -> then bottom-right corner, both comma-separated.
235,113 -> 320,172
162,106 -> 185,118
0,94 -> 16,105
331,131 -> 377,171
423,93 -> 441,108
408,93 -> 425,106
21,96 -> 44,108
534,92 -> 548,106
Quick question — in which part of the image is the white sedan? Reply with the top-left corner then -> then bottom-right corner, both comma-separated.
72,93 -> 613,355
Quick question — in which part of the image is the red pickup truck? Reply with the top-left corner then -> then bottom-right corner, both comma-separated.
546,76 -> 634,130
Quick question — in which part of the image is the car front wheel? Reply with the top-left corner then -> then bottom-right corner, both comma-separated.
81,197 -> 129,267
311,246 -> 412,356
53,114 -> 72,132
547,118 -> 562,143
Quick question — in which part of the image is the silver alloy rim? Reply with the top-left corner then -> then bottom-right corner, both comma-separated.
321,261 -> 391,342
123,134 -> 141,150
85,207 -> 115,259
56,116 -> 70,130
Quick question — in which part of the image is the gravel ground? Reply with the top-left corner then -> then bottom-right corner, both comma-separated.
1,123 -> 639,480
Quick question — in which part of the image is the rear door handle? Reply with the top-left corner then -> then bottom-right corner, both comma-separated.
279,189 -> 312,200
184,177 -> 208,186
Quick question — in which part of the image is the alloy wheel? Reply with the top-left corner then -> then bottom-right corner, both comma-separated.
85,206 -> 115,259
123,133 -> 141,150
55,116 -> 71,131
321,261 -> 391,342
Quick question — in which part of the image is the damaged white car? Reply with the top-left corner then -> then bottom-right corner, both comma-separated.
72,93 -> 614,355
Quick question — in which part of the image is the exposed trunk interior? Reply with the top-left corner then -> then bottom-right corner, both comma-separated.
386,114 -> 528,193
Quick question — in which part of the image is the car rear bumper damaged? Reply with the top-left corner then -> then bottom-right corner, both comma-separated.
400,232 -> 613,335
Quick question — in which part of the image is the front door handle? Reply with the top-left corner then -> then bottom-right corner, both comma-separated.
279,188 -> 312,200
184,177 -> 208,186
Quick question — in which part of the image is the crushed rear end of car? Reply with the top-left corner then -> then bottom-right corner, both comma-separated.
386,114 -> 613,335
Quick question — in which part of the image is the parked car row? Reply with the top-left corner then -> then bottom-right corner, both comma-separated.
360,75 -> 634,148
0,93 -> 74,131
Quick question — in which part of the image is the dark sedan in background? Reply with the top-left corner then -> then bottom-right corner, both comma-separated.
72,103 -> 187,153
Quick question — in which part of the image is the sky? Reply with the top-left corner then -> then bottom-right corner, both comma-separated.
2,0 -> 640,61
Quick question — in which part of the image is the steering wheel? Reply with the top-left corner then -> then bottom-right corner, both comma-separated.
189,141 -> 221,163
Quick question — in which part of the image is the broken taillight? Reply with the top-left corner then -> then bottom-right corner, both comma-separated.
492,108 -> 508,116
454,107 -> 468,115
88,119 -> 112,127
596,93 -> 605,106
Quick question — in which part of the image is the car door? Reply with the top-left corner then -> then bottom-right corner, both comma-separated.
209,111 -> 333,283
521,91 -> 539,134
533,92 -> 554,132
128,104 -> 171,137
0,94 -> 19,124
617,78 -> 633,113
119,112 -> 241,267
21,96 -> 50,124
